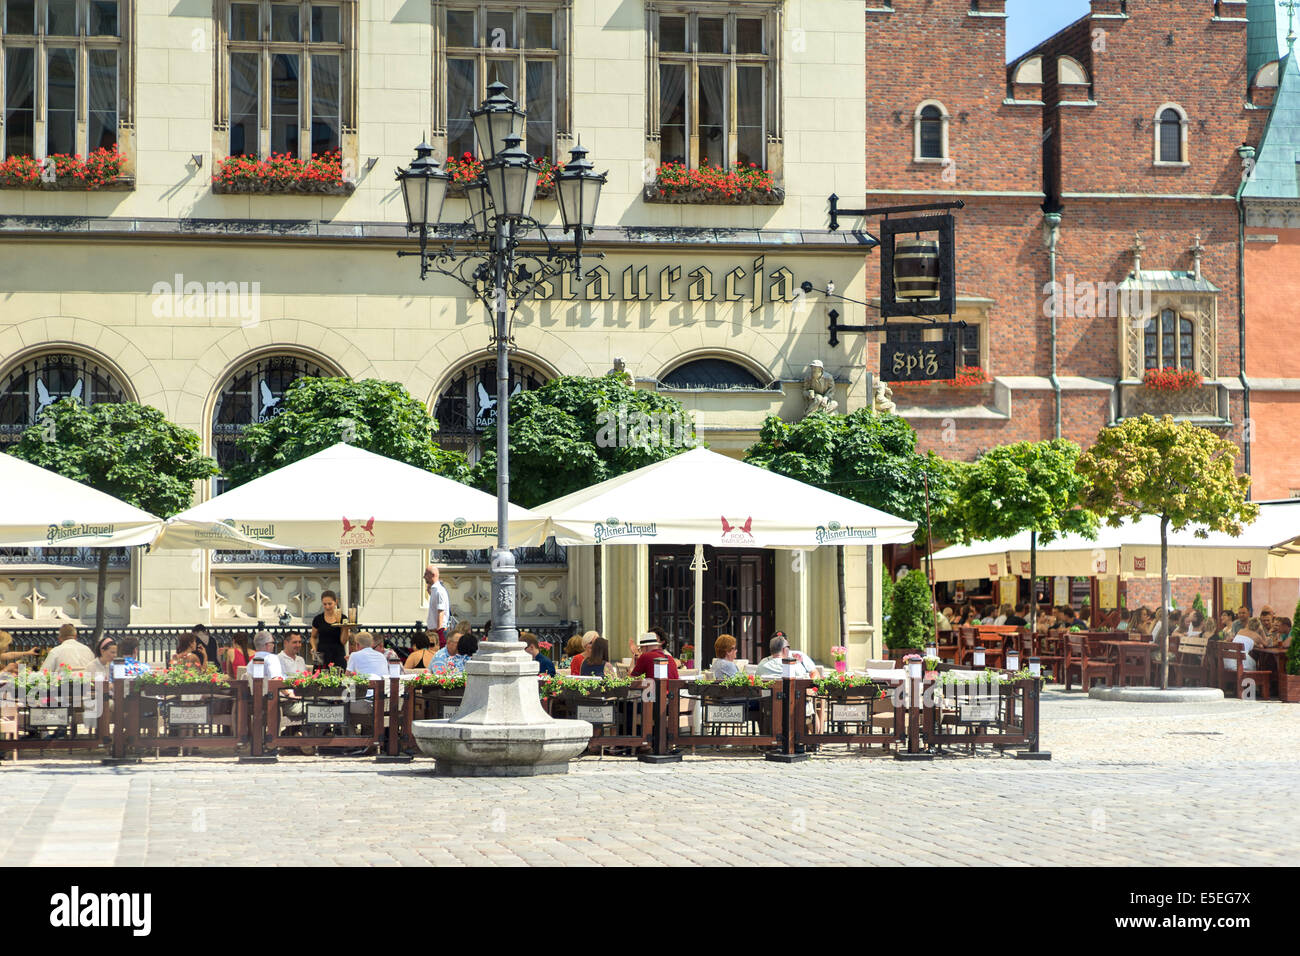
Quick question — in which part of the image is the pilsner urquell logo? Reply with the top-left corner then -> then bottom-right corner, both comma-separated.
340,516 -> 376,547
813,520 -> 877,544
46,520 -> 116,544
593,517 -> 658,543
438,517 -> 496,544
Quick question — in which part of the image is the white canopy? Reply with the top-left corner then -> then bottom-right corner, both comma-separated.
152,443 -> 548,551
534,447 -> 917,547
0,452 -> 163,548
926,505 -> 1300,582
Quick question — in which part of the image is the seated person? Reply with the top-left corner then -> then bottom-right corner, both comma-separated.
246,630 -> 285,687
579,636 -> 615,678
374,634 -> 401,663
345,631 -> 389,680
430,632 -> 460,671
756,634 -> 820,679
569,630 -> 598,676
278,632 -> 308,676
1226,619 -> 1262,670
43,623 -> 96,674
521,630 -> 556,677
445,634 -> 477,674
115,637 -> 151,677
935,608 -> 953,633
711,634 -> 740,678
405,631 -> 437,670
629,632 -> 678,680
169,632 -> 206,669
1004,604 -> 1029,628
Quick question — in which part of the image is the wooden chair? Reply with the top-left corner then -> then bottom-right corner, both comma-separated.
959,630 -> 1003,669
1030,631 -> 1066,683
1064,633 -> 1114,691
1169,632 -> 1209,687
1216,644 -> 1273,700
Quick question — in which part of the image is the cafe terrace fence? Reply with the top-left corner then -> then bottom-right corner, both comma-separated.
2,672 -> 1048,763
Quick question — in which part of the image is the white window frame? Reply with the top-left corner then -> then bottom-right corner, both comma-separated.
913,99 -> 949,164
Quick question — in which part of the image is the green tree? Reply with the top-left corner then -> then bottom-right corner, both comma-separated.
743,409 -> 962,643
469,372 -> 696,508
1077,415 -> 1257,689
947,439 -> 1097,632
1289,601 -> 1300,677
884,569 -> 933,650
229,377 -> 466,486
10,400 -> 218,639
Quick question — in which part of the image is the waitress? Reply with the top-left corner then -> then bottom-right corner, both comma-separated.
311,589 -> 348,670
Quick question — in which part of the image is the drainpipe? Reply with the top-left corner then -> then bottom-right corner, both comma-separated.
1044,211 -> 1063,438
1235,144 -> 1254,493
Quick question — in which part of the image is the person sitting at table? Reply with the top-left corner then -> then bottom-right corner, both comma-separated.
169,632 -> 206,669
115,637 -> 151,677
89,636 -> 117,681
0,630 -> 38,667
192,624 -> 219,672
373,634 -> 401,664
630,632 -> 678,680
1273,617 -> 1292,648
1114,608 -> 1131,632
430,631 -> 461,671
222,632 -> 251,677
1232,606 -> 1250,635
247,631 -> 285,682
278,632 -> 308,676
936,608 -> 953,633
1226,618 -> 1263,671
1259,605 -> 1276,636
1200,614 -> 1223,642
569,630 -> 598,676
345,631 -> 389,680
405,631 -> 436,671
756,634 -> 820,680
41,623 -> 95,674
1004,604 -> 1028,628
445,634 -> 476,674
1217,610 -> 1235,638
711,634 -> 741,678
580,637 -> 615,678
521,631 -> 556,677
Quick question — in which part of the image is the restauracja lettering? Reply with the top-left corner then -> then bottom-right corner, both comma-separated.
528,256 -> 810,311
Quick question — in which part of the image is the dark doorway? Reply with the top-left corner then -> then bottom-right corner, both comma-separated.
649,547 -> 775,666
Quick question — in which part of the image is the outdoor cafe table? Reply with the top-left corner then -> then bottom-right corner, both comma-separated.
1099,640 -> 1154,686
1252,647 -> 1288,699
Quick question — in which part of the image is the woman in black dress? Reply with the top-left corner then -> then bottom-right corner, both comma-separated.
311,589 -> 347,670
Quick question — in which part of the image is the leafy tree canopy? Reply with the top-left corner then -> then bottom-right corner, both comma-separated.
742,409 -> 963,542
10,399 -> 217,517
1076,415 -> 1256,535
470,372 -> 696,508
229,377 -> 466,487
949,438 -> 1097,545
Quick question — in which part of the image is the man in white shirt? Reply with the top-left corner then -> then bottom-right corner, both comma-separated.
246,631 -> 285,688
424,565 -> 451,646
756,634 -> 820,680
42,624 -> 96,674
346,631 -> 389,679
277,632 -> 307,676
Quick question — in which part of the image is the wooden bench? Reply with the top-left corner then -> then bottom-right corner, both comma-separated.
1170,632 -> 1209,686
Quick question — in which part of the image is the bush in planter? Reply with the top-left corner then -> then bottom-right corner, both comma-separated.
884,569 -> 933,651
1289,603 -> 1300,678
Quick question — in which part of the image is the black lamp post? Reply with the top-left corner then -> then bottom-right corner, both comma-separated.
396,87 -> 605,657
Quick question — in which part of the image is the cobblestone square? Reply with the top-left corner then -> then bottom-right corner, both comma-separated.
2,691 -> 1297,867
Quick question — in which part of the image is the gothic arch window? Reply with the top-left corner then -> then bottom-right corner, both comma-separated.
0,351 -> 128,449
1144,309 -> 1195,370
659,357 -> 770,390
1155,103 -> 1188,164
432,358 -> 548,464
211,353 -> 334,493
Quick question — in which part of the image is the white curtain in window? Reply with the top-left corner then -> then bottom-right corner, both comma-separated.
697,65 -> 726,168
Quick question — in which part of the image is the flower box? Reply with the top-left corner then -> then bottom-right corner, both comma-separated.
814,681 -> 888,700
890,367 -> 991,391
1142,367 -> 1202,392
211,151 -> 355,196
644,161 -> 783,205
689,682 -> 769,700
0,148 -> 130,191
444,152 -> 557,200
558,684 -> 642,703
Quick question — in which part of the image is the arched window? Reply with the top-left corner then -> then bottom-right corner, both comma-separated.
1156,105 -> 1186,164
1144,309 -> 1195,370
212,354 -> 332,493
433,359 -> 547,463
0,352 -> 128,449
0,351 -> 130,568
660,357 -> 769,390
915,102 -> 946,161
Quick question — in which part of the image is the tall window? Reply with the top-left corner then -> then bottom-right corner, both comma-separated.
219,0 -> 350,159
1156,105 -> 1186,164
649,5 -> 776,170
914,100 -> 948,162
1144,309 -> 1194,370
1,0 -> 127,160
434,359 -> 546,464
438,2 -> 564,162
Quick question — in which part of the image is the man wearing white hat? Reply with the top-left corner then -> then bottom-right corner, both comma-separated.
629,632 -> 678,680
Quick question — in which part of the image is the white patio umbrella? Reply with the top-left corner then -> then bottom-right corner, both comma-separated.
152,443 -> 550,611
533,446 -> 917,655
0,451 -> 162,548
1118,502 -> 1300,581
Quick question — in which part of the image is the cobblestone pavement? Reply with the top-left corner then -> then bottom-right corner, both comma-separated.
2,690 -> 1297,866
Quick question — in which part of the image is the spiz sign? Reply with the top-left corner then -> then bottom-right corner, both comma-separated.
881,339 -> 956,383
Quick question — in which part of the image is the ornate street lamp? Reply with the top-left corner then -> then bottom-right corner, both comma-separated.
396,87 -> 606,777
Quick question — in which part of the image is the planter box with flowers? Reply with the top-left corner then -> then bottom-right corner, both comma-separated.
278,669 -> 374,698
444,152 -> 558,199
811,673 -> 887,700
211,151 -> 354,195
1142,367 -> 1202,391
133,663 -> 232,697
645,161 -> 784,205
689,672 -> 774,699
0,147 -> 130,190
890,366 -> 992,397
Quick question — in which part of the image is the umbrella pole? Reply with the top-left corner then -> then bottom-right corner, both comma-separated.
338,550 -> 350,624
693,544 -> 704,664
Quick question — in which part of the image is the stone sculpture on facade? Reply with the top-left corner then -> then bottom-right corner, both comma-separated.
801,361 -> 838,417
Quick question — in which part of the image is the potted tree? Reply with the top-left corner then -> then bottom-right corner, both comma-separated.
884,569 -> 933,662
1281,604 -> 1300,703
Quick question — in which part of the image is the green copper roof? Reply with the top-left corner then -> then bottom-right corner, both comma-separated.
1243,51 -> 1300,199
1248,0 -> 1281,80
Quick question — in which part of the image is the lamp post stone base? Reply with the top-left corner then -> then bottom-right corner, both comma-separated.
413,641 -> 593,776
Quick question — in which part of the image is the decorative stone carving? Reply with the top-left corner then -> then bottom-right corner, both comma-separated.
872,379 -> 897,415
1123,384 -> 1219,419
801,361 -> 838,417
